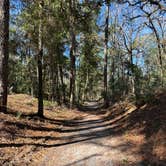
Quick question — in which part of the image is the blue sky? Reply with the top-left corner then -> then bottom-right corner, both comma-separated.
10,0 -> 165,69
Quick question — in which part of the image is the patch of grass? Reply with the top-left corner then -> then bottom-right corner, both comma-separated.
122,158 -> 129,164
26,98 -> 37,106
121,158 -> 131,165
26,101 -> 33,106
43,100 -> 57,109
32,98 -> 37,102
16,112 -> 22,119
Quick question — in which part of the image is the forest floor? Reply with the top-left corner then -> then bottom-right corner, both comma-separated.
0,93 -> 166,166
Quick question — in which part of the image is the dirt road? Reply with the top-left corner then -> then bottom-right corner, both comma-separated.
40,105 -> 140,166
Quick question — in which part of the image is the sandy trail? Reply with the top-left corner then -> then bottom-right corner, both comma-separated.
40,106 -> 139,166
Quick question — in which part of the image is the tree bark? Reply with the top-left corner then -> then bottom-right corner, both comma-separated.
104,4 -> 109,107
59,64 -> 66,103
69,31 -> 76,108
37,0 -> 44,117
69,0 -> 76,108
149,18 -> 163,87
0,0 -> 10,111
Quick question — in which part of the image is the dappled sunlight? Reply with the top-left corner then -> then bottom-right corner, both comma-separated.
1,93 -> 166,165
0,0 -> 165,165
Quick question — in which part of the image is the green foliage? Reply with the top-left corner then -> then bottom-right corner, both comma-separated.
43,100 -> 56,107
8,55 -> 30,94
136,91 -> 158,106
8,0 -> 166,106
16,112 -> 22,119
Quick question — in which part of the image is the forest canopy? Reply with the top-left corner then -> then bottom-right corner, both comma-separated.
0,0 -> 166,114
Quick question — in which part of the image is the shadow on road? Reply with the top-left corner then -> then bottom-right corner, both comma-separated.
0,97 -> 166,166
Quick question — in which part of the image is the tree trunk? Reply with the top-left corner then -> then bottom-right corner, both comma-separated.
27,44 -> 34,97
149,18 -> 163,87
104,4 -> 109,107
37,0 -> 44,117
130,51 -> 135,95
56,64 -> 61,105
59,64 -> 66,103
82,69 -> 89,101
0,0 -> 9,111
69,32 -> 76,108
48,51 -> 55,102
111,57 -> 115,98
69,0 -> 76,108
